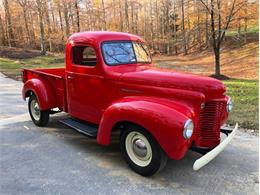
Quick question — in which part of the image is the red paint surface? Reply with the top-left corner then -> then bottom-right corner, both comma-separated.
22,32 -> 230,160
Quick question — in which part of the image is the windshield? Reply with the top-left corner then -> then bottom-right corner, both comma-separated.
102,41 -> 151,65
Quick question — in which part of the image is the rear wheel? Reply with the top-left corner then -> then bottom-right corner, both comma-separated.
120,124 -> 167,177
28,95 -> 49,126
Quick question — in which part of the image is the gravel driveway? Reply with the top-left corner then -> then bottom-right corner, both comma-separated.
0,73 -> 258,194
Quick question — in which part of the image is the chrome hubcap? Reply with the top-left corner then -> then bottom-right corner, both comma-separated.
133,139 -> 147,158
30,99 -> 40,121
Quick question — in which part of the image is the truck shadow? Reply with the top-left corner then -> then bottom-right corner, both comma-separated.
43,114 -> 203,182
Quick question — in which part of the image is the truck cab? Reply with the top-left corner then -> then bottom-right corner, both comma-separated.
22,31 -> 237,176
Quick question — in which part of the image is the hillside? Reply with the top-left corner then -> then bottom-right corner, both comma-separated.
154,41 -> 258,80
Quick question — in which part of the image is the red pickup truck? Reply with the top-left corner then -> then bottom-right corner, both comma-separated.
22,31 -> 237,176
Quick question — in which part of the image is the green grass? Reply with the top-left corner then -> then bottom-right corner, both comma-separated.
224,79 -> 258,130
0,55 -> 64,79
226,25 -> 259,36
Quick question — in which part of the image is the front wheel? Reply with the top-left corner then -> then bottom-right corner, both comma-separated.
120,124 -> 167,177
28,95 -> 49,126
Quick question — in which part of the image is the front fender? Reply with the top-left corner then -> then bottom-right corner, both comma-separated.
97,96 -> 195,160
22,78 -> 57,110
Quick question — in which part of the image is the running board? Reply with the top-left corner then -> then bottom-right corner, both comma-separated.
59,118 -> 98,137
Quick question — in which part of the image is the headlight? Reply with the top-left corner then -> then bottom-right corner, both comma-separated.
227,98 -> 233,112
183,119 -> 194,139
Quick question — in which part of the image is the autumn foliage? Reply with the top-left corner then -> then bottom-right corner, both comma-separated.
0,0 -> 258,75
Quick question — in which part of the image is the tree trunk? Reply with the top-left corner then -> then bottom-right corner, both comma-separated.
243,4 -> 248,43
36,0 -> 46,55
197,2 -> 202,50
0,15 -> 7,45
130,2 -> 134,32
165,1 -> 170,55
50,0 -> 56,30
186,0 -> 190,52
124,0 -> 129,31
119,0 -> 123,31
58,1 -> 64,41
149,0 -> 154,51
68,3 -> 75,32
135,7 -> 138,34
181,0 -> 187,55
244,18 -> 247,43
101,0 -> 106,30
3,0 -> 15,47
112,0 -> 116,20
63,0 -> 70,38
88,2 -> 96,30
214,48 -> 221,76
17,0 -> 31,45
23,8 -> 31,44
205,0 -> 209,48
45,0 -> 52,52
143,4 -> 147,39
75,0 -> 80,32
173,1 -> 178,55
210,0 -> 220,76
155,0 -> 159,39
28,10 -> 36,45
237,18 -> 241,42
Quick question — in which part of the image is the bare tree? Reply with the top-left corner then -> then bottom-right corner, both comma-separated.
45,0 -> 52,51
130,1 -> 134,32
119,0 -> 123,31
75,0 -> 80,32
62,0 -> 70,37
165,0 -> 170,55
17,0 -> 31,45
101,0 -> 106,30
181,0 -> 187,55
172,0 -> 178,55
57,0 -> 64,40
124,0 -> 129,31
199,0 -> 245,76
204,0 -> 209,48
149,0 -> 154,50
49,0 -> 56,30
0,14 -> 7,45
196,0 -> 202,50
36,0 -> 46,54
3,0 -> 15,46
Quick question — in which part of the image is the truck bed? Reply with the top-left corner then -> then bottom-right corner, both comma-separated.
22,68 -> 66,111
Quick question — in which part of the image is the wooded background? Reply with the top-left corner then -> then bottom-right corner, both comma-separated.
0,0 -> 258,75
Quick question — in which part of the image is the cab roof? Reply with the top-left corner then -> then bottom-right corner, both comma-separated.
68,31 -> 145,45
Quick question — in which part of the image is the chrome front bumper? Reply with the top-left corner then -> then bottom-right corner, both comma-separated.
193,123 -> 238,171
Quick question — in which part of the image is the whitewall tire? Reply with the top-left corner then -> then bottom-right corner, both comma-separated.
28,95 -> 49,126
120,124 -> 167,176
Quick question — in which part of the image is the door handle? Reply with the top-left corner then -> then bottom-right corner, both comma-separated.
67,75 -> 74,79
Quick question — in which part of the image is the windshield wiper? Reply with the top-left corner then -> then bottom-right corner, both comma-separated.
105,51 -> 124,64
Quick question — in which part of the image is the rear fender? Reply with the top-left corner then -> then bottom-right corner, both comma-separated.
97,96 -> 196,160
22,78 -> 57,110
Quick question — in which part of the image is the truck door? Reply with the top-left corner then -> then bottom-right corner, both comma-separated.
66,44 -> 103,124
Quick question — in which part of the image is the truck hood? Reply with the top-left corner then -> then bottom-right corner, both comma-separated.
120,69 -> 226,98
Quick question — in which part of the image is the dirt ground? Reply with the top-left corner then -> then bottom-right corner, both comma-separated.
153,42 -> 259,80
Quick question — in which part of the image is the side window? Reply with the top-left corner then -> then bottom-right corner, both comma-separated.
72,45 -> 97,66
